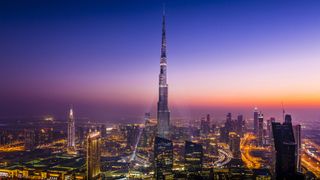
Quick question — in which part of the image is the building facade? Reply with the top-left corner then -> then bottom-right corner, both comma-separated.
154,136 -> 173,180
157,9 -> 170,139
185,141 -> 203,176
67,107 -> 76,153
87,131 -> 101,180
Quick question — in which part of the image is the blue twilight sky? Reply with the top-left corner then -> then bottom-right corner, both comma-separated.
1,0 -> 320,123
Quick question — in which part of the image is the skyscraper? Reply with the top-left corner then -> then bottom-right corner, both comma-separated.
24,129 -> 36,151
87,131 -> 101,180
229,132 -> 241,158
157,9 -> 170,139
154,136 -> 173,180
67,107 -> 76,154
125,124 -> 141,148
185,141 -> 203,176
258,112 -> 264,146
200,115 -> 210,135
293,124 -> 302,172
221,113 -> 233,143
253,107 -> 259,135
236,114 -> 245,137
272,115 -> 304,180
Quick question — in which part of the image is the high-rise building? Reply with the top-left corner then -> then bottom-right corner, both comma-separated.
154,136 -> 173,180
100,124 -> 107,138
293,124 -> 302,172
185,141 -> 203,176
87,131 -> 101,180
36,128 -> 53,145
24,129 -> 36,151
236,115 -> 245,137
157,9 -> 170,139
267,117 -> 275,138
126,124 -> 141,148
200,114 -> 210,135
220,113 -> 233,143
67,107 -> 76,153
228,132 -> 241,158
258,112 -> 264,146
254,107 -> 259,135
272,115 -> 304,180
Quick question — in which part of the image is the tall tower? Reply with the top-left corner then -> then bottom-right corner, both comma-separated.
87,131 -> 101,180
258,112 -> 264,146
272,115 -> 304,179
157,8 -> 170,139
67,106 -> 76,153
253,107 -> 259,135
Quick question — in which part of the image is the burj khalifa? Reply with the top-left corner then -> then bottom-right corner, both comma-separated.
157,10 -> 170,139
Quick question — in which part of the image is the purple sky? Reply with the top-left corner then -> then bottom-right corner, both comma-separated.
1,0 -> 320,123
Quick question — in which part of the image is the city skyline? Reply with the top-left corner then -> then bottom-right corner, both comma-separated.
1,0 -> 320,122
1,1 -> 320,179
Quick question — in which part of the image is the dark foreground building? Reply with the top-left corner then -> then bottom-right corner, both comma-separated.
185,141 -> 203,177
272,114 -> 304,180
154,136 -> 173,180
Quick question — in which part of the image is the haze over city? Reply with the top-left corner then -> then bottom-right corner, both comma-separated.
2,1 -> 320,180
1,0 -> 320,123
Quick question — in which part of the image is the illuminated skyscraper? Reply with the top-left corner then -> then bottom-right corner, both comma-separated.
229,132 -> 241,158
67,106 -> 76,154
157,9 -> 170,139
253,107 -> 259,135
258,112 -> 264,146
154,136 -> 173,180
293,124 -> 302,172
87,131 -> 101,180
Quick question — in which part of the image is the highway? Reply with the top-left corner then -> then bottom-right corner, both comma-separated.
0,141 -> 24,152
240,133 -> 265,169
301,138 -> 320,178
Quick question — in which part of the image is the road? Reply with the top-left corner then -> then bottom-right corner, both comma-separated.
301,138 -> 320,178
240,133 -> 267,169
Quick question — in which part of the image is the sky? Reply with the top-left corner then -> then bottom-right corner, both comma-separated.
1,0 -> 320,123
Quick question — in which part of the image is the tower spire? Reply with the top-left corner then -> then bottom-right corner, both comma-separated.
161,5 -> 167,62
157,6 -> 170,139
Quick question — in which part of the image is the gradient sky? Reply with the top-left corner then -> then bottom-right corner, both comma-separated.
1,0 -> 320,123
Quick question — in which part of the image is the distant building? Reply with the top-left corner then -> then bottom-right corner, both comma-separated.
293,124 -> 302,172
87,131 -> 101,180
272,114 -> 304,180
125,124 -> 140,148
254,107 -> 259,135
258,112 -> 264,146
24,129 -> 36,151
154,136 -> 173,180
236,115 -> 245,137
221,113 -> 234,143
228,132 -> 241,158
184,141 -> 203,176
200,114 -> 211,135
100,124 -> 107,138
37,128 -> 53,145
67,107 -> 76,154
